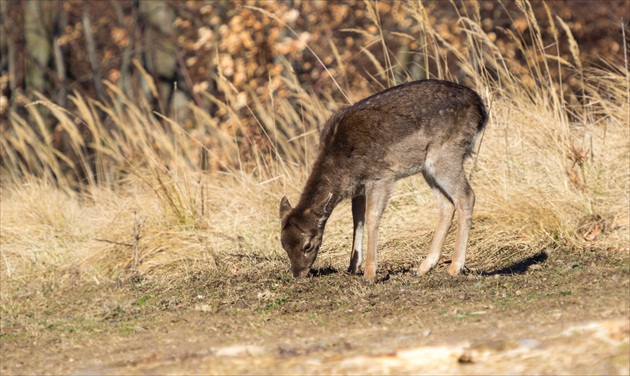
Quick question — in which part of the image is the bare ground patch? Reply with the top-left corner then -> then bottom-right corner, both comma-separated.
1,247 -> 628,375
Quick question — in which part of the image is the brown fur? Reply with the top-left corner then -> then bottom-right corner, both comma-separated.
280,80 -> 488,281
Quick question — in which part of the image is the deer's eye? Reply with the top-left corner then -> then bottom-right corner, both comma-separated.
303,238 -> 313,253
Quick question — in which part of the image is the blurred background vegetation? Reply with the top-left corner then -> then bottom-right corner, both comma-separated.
1,0 -> 627,181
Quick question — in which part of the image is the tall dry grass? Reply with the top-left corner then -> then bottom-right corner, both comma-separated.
1,1 -> 628,293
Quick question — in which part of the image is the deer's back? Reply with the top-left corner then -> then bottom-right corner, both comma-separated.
317,80 -> 487,184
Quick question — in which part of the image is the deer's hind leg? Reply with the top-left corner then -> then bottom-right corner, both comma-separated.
348,195 -> 366,274
419,153 -> 475,276
417,185 -> 455,276
447,175 -> 474,276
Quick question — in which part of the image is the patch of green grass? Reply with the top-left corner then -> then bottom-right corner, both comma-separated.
134,294 -> 154,306
455,312 -> 470,321
259,296 -> 288,314
0,333 -> 18,341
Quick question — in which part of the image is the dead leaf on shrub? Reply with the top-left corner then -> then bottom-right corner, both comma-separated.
576,214 -> 606,241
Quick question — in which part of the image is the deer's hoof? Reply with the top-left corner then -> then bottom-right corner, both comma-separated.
447,265 -> 462,277
416,260 -> 436,276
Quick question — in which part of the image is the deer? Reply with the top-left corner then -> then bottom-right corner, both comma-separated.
279,79 -> 488,282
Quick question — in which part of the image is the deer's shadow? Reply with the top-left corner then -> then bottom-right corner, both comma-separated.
308,266 -> 340,277
479,251 -> 548,276
305,251 -> 548,280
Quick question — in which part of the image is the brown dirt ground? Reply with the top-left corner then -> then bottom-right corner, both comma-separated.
1,247 -> 628,375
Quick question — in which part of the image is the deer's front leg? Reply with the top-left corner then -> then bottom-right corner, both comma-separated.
348,195 -> 366,274
364,180 -> 393,283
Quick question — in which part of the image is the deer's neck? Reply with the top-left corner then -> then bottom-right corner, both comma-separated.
296,156 -> 345,213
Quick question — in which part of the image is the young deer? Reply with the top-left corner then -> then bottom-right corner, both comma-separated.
279,80 -> 487,282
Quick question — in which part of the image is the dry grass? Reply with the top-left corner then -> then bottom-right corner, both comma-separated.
1,1 -> 628,298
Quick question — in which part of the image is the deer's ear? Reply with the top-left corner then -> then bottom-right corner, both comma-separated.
279,196 -> 292,219
323,193 -> 334,215
314,193 -> 334,226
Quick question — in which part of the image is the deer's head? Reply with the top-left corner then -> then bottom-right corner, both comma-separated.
279,195 -> 332,278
